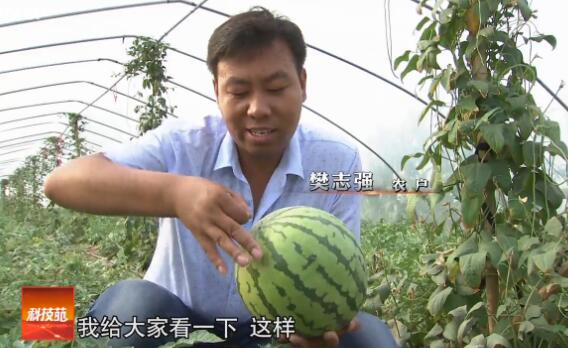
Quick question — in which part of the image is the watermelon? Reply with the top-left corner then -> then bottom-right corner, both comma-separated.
235,206 -> 367,337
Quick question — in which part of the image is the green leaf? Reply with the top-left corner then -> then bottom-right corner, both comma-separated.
394,50 -> 411,70
452,235 -> 479,260
427,73 -> 442,98
474,108 -> 500,130
489,160 -> 511,192
467,302 -> 485,318
474,0 -> 492,25
496,223 -> 518,254
508,198 -> 528,222
480,124 -> 505,153
526,305 -> 541,319
478,26 -> 495,38
487,333 -> 512,348
449,305 -> 468,322
429,339 -> 446,348
515,112 -> 533,141
518,236 -> 539,251
425,323 -> 444,339
419,100 -> 445,124
457,318 -> 476,344
449,0 -> 470,9
427,287 -> 453,316
479,237 -> 502,269
401,152 -> 423,170
456,95 -> 479,117
416,17 -> 431,31
532,248 -> 558,273
522,141 -> 544,168
465,335 -> 486,348
443,319 -> 459,341
518,321 -> 535,340
462,162 -> 492,193
517,0 -> 533,21
546,140 -> 568,159
468,80 -> 490,98
401,55 -> 419,80
502,46 -> 524,67
460,251 -> 487,288
537,119 -> 561,144
544,217 -> 563,237
447,119 -> 460,146
462,192 -> 483,227
441,68 -> 453,92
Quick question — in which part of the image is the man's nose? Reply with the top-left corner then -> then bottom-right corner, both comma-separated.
246,92 -> 270,118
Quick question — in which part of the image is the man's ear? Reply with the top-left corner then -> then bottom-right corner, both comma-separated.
300,68 -> 307,102
213,78 -> 219,100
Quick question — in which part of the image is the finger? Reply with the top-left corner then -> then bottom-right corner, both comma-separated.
288,335 -> 309,348
221,190 -> 251,223
323,331 -> 340,347
336,319 -> 360,336
347,319 -> 361,333
193,232 -> 227,274
215,215 -> 263,260
207,224 -> 251,267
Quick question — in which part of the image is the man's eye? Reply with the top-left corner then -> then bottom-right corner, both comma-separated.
230,91 -> 247,97
268,87 -> 286,93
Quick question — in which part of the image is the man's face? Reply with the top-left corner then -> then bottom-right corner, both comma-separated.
214,39 -> 307,164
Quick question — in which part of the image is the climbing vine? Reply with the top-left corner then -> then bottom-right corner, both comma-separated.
66,112 -> 87,159
394,0 -> 567,347
124,37 -> 176,135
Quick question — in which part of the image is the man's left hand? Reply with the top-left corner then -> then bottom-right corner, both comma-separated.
278,319 -> 360,348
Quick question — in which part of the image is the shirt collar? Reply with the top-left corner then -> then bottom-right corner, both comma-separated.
213,130 -> 304,180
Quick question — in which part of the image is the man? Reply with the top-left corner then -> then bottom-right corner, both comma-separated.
44,7 -> 397,348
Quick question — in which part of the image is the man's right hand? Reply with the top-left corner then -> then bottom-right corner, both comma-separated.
44,154 -> 263,275
171,177 -> 263,275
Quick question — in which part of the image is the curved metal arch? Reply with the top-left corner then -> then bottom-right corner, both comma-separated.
0,159 -> 27,166
0,112 -> 126,143
0,80 -> 181,119
0,140 -> 100,158
0,34 -> 432,112
1,121 -> 59,134
0,58 -> 217,103
0,131 -> 60,146
0,112 -> 63,127
0,128 -> 116,160
0,64 -> 403,179
1,1 -> 565,115
0,134 -> 101,150
0,121 -> 111,147
0,99 -> 139,123
0,111 -> 136,143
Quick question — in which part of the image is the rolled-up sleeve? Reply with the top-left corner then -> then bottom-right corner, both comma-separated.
329,150 -> 363,243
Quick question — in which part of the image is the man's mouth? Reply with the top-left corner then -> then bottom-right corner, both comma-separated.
248,128 -> 276,136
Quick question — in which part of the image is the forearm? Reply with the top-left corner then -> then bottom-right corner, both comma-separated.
43,153 -> 182,217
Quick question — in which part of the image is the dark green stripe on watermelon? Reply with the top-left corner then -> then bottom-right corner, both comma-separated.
246,265 -> 280,317
256,230 -> 346,332
315,264 -> 358,313
270,221 -> 367,297
276,212 -> 358,244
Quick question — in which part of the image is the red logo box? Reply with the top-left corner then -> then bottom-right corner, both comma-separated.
21,286 -> 75,341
